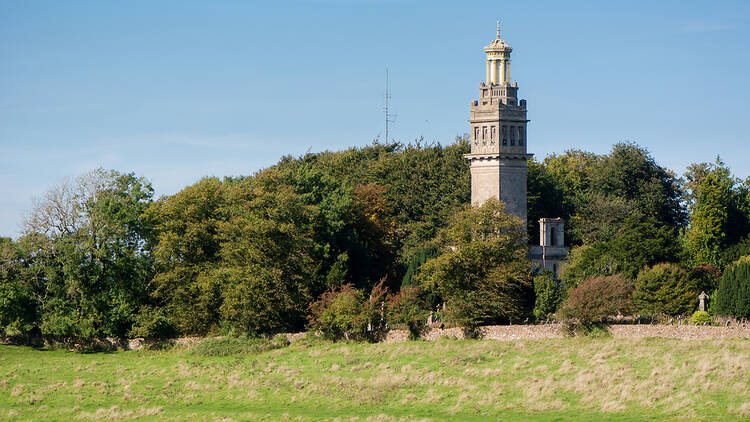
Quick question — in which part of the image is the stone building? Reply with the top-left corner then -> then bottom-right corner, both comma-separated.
529,218 -> 569,278
465,22 -> 532,221
466,23 -> 568,277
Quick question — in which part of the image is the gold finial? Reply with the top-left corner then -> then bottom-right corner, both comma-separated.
496,20 -> 501,39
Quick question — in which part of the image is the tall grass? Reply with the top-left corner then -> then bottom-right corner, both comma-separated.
1,337 -> 748,421
191,336 -> 289,357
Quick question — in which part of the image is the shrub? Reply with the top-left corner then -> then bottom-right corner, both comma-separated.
690,311 -> 711,325
558,275 -> 634,324
308,284 -> 366,341
129,307 -> 177,339
715,256 -> 750,318
192,337 -> 287,357
633,263 -> 697,316
386,287 -> 429,340
533,272 -> 564,321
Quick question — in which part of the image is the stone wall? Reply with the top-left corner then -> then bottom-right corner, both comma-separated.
5,325 -> 749,350
384,324 -> 750,343
608,325 -> 750,340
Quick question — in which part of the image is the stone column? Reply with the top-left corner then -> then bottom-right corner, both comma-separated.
490,60 -> 496,84
486,60 -> 490,84
499,59 -> 506,86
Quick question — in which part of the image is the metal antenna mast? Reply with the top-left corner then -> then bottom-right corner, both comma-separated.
383,69 -> 395,143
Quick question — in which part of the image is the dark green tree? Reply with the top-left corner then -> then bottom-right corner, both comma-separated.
715,256 -> 750,318
561,216 -> 682,285
527,159 -> 566,244
532,271 -> 564,321
633,263 -> 698,316
588,143 -> 685,229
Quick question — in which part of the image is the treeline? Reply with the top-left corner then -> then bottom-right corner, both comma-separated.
1,139 -> 750,339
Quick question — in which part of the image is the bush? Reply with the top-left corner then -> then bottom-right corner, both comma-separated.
192,337 -> 287,357
386,287 -> 429,340
533,272 -> 564,321
690,311 -> 711,325
308,284 -> 366,341
129,307 -> 177,339
633,263 -> 697,316
558,275 -> 634,324
715,256 -> 750,317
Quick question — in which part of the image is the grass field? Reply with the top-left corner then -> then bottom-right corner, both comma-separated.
1,336 -> 749,421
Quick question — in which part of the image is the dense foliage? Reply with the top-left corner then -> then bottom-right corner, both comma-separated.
418,199 -> 534,330
633,263 -> 699,316
532,271 -> 564,321
2,138 -> 750,339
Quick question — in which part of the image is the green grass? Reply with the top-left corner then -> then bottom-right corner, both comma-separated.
1,336 -> 749,421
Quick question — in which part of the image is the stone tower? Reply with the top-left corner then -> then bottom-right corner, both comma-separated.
465,22 -> 532,222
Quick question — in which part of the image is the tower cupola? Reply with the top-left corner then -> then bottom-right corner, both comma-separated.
484,21 -> 513,86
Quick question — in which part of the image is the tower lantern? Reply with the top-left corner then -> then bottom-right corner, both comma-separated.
485,21 -> 513,86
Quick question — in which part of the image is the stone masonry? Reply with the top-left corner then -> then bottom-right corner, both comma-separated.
465,22 -> 532,222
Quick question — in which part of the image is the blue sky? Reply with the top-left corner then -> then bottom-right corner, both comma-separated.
1,1 -> 749,238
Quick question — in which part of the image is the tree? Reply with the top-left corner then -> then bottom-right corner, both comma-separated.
714,256 -> 750,318
568,193 -> 642,245
418,199 -> 534,330
588,143 -> 685,229
145,177 -> 225,335
216,170 -> 318,335
527,159 -> 565,244
542,150 -> 599,245
561,216 -> 682,285
21,169 -> 154,338
401,246 -> 439,288
684,159 -> 750,267
0,236 -> 42,335
633,263 -> 698,316
532,271 -> 564,321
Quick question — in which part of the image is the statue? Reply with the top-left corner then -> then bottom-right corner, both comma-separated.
698,291 -> 709,312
